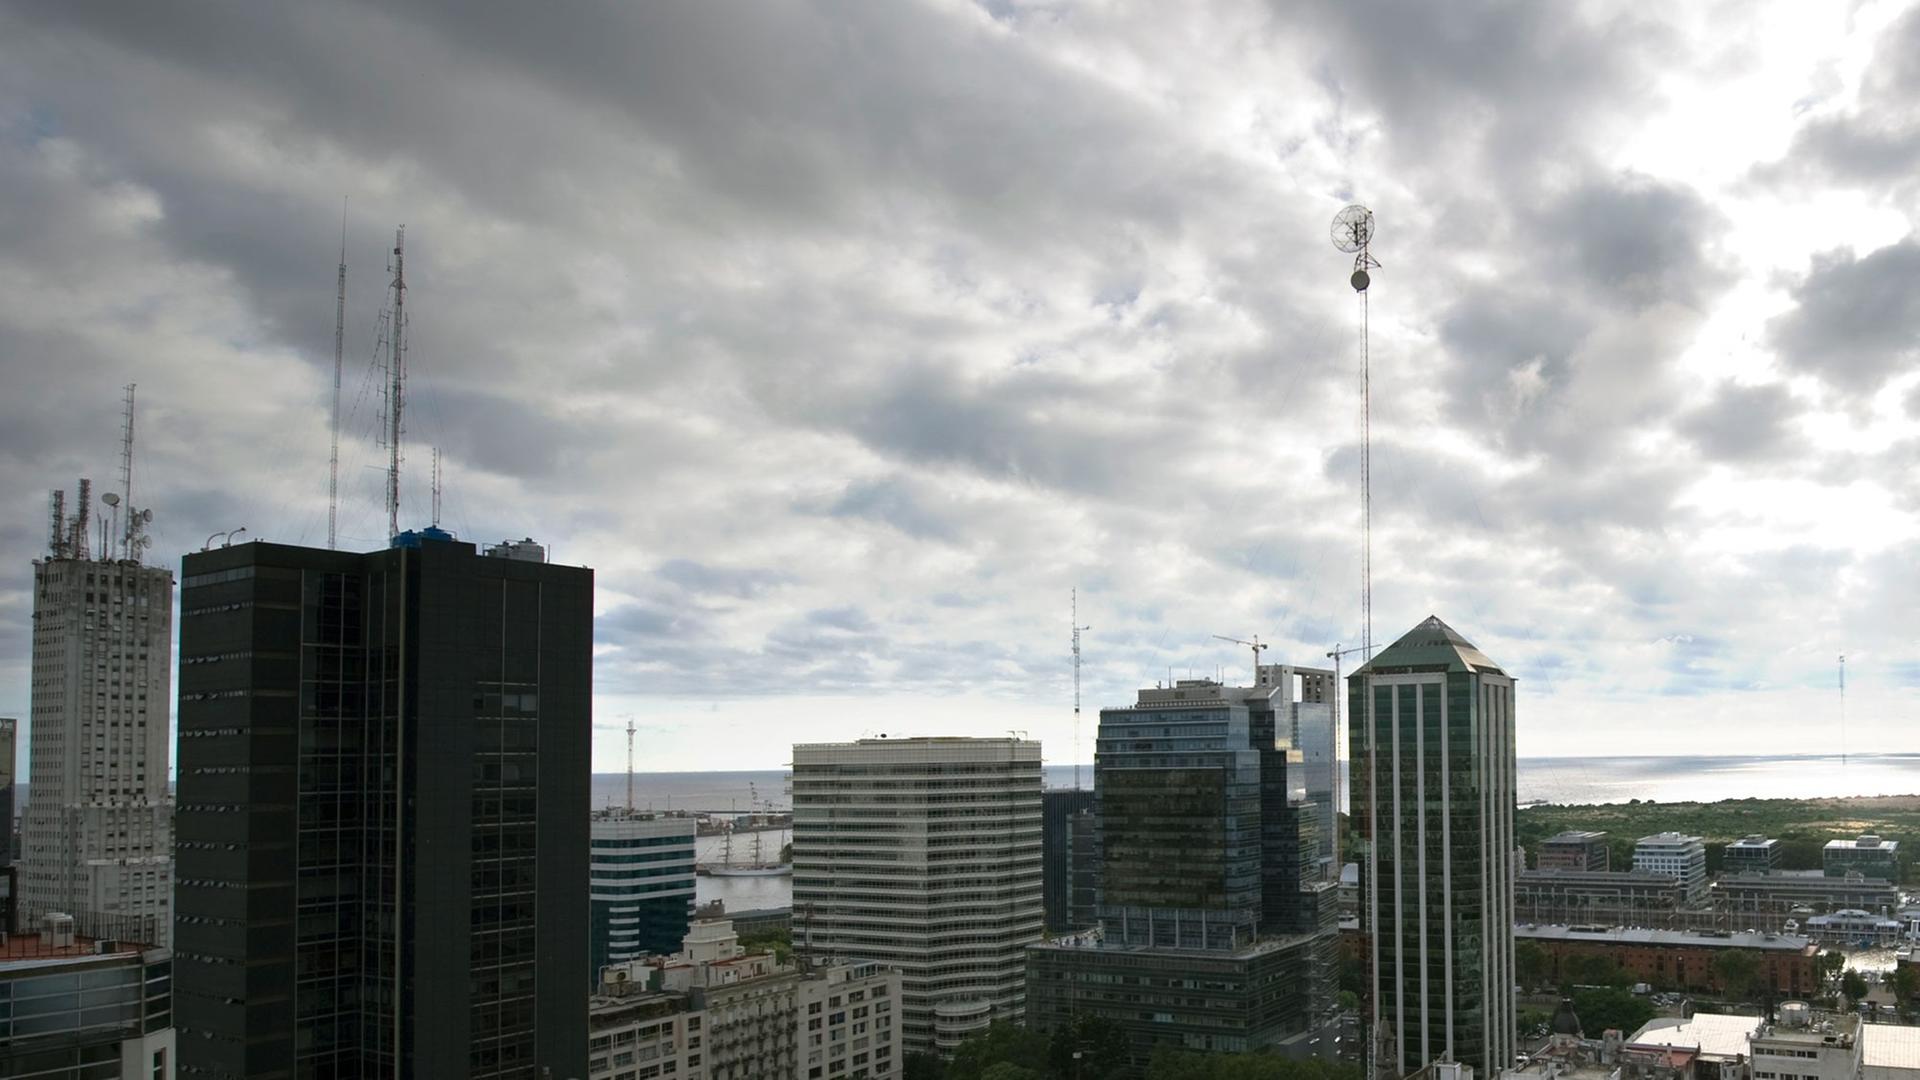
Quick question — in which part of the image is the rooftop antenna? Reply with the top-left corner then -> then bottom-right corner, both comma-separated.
329,202 -> 346,550
73,478 -> 91,561
431,446 -> 442,528
1211,634 -> 1268,685
626,717 -> 636,813
1839,654 -> 1846,767
1331,204 -> 1379,668
118,384 -> 135,561
48,489 -> 66,558
383,225 -> 408,540
1072,589 -> 1090,791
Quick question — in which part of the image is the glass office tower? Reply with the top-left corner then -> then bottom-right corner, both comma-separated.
1348,616 -> 1516,1079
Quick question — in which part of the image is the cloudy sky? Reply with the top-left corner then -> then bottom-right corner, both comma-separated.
1,0 -> 1916,774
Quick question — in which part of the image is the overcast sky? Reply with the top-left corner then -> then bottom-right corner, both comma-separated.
2,0 -> 1916,774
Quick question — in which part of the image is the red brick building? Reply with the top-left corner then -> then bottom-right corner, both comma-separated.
1518,925 -> 1821,996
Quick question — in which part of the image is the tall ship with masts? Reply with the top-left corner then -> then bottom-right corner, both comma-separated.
705,783 -> 792,878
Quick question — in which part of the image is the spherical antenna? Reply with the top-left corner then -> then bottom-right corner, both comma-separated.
1331,204 -> 1374,253
102,493 -> 120,507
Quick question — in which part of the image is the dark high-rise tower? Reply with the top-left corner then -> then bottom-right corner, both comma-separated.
173,532 -> 591,1080
1349,616 -> 1516,1079
1026,668 -> 1341,1074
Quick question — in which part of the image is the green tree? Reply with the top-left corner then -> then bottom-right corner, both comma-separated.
1519,1008 -> 1552,1038
1047,1014 -> 1128,1080
1565,954 -> 1631,989
1571,986 -> 1655,1037
980,1066 -> 1044,1080
1711,949 -> 1762,1001
1892,964 -> 1920,1007
736,928 -> 792,964
1516,941 -> 1550,990
1841,970 -> 1870,1004
945,1022 -> 1050,1080
903,1052 -> 946,1080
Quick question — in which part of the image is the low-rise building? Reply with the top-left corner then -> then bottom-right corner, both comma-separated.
1803,909 -> 1905,945
1861,1023 -> 1920,1080
1825,835 -> 1900,881
588,983 -> 705,1080
1540,831 -> 1612,873
1635,834 -> 1709,903
1515,869 -> 1687,924
0,914 -> 174,1079
1748,1007 -> 1859,1080
1516,924 -> 1821,997
1026,930 -> 1335,1071
1625,1013 -> 1760,1080
606,918 -> 902,1080
1725,836 -> 1783,875
1713,870 -> 1900,928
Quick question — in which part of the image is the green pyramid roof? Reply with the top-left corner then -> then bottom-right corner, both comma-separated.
1352,615 -> 1506,677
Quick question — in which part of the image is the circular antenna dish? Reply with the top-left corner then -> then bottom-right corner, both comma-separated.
1351,269 -> 1371,292
102,493 -> 120,507
1331,204 -> 1374,253
141,508 -> 153,523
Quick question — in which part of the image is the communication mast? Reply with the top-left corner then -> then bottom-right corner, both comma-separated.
626,718 -> 637,813
118,384 -> 136,560
1071,589 -> 1090,790
1332,205 -> 1378,661
431,447 -> 442,528
1839,653 -> 1847,767
329,206 -> 346,549
382,226 -> 408,540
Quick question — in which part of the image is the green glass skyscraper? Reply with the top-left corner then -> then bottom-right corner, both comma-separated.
1349,616 -> 1516,1079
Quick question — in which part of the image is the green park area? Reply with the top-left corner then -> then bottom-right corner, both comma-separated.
1515,794 -> 1920,883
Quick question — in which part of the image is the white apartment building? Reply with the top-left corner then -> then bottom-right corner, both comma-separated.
20,489 -> 174,946
588,984 -> 705,1080
791,737 -> 1043,1055
1634,832 -> 1708,903
600,918 -> 901,1080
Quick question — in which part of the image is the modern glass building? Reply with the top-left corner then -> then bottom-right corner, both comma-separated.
1041,789 -> 1094,933
0,925 -> 174,1080
173,532 -> 592,1079
590,812 -> 697,981
1026,671 -> 1341,1074
1348,616 -> 1516,1079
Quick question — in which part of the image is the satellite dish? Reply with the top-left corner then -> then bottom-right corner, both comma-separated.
1351,269 -> 1371,292
102,493 -> 120,507
1330,204 -> 1375,254
140,508 -> 153,523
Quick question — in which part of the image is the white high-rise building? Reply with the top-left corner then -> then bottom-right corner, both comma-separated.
1634,832 -> 1708,902
791,736 -> 1042,1056
19,480 -> 174,945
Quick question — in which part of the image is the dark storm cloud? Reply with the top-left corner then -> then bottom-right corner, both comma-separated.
821,477 -> 961,543
1679,381 -> 1802,462
1769,238 -> 1920,397
1530,174 -> 1727,311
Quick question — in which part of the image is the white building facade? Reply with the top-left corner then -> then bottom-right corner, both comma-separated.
791,737 -> 1043,1055
20,497 -> 174,946
1634,833 -> 1708,903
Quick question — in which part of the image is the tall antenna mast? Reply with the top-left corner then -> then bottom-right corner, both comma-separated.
1071,589 -> 1090,791
1332,205 -> 1380,662
330,204 -> 346,549
1839,653 -> 1846,767
385,226 -> 407,540
626,718 -> 636,812
119,384 -> 136,561
431,446 -> 442,528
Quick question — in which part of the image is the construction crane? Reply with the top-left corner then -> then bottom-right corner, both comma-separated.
1212,634 -> 1268,685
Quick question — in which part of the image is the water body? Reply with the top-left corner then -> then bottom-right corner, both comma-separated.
601,754 -> 1920,816
617,755 -> 1920,913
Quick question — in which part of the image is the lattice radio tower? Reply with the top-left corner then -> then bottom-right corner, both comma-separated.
380,226 -> 408,540
1331,205 -> 1380,660
329,205 -> 346,549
